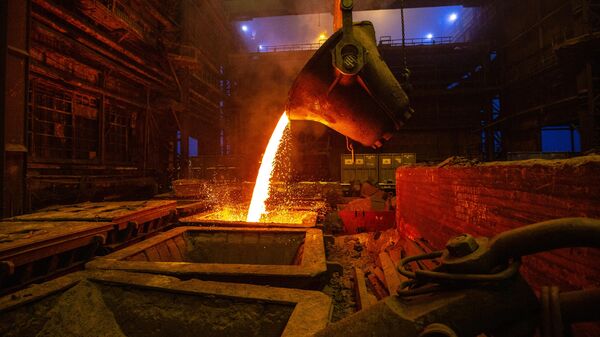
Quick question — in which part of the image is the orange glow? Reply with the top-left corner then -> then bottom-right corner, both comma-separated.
318,33 -> 327,44
246,112 -> 290,222
198,207 -> 313,225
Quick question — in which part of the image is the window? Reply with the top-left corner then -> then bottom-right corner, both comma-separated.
104,98 -> 138,163
541,125 -> 581,152
189,136 -> 199,157
480,95 -> 502,158
28,81 -> 99,161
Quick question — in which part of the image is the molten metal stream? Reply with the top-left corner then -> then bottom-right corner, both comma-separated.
246,112 -> 290,222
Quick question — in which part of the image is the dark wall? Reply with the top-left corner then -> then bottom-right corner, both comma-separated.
472,0 -> 600,153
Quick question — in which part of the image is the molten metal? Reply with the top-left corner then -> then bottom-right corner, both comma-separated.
246,112 -> 290,222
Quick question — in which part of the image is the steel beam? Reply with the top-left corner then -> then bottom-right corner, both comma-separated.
223,0 -> 485,20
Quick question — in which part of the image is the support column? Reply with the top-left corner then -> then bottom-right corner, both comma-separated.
2,0 -> 29,217
579,61 -> 596,151
179,73 -> 190,178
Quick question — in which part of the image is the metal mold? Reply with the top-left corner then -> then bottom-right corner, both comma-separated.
0,270 -> 332,337
87,227 -> 328,289
173,200 -> 214,218
6,201 -> 177,251
180,210 -> 318,228
0,221 -> 112,294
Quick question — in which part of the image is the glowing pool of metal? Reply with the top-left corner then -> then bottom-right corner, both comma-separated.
179,208 -> 318,228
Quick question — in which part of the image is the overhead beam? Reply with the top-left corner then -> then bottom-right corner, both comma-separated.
223,0 -> 485,20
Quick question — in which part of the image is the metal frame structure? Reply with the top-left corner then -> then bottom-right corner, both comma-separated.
1,0 -> 242,216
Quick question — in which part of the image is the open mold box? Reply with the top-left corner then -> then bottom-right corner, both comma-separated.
87,227 -> 328,289
179,209 -> 318,228
0,270 -> 332,337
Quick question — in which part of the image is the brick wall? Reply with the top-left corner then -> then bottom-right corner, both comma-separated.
395,156 -> 600,293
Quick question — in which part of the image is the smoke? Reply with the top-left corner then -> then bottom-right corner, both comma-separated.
238,13 -> 334,51
229,45 -> 338,181
228,48 -> 311,179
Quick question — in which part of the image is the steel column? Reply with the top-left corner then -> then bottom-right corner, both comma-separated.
580,62 -> 596,151
2,0 -> 29,217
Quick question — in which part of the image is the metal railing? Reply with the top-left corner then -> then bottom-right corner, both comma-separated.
378,35 -> 453,46
255,36 -> 454,53
257,42 -> 324,53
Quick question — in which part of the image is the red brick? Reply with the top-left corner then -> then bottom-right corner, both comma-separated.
396,158 -> 600,294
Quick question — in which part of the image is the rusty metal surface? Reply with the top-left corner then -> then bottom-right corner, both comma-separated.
6,201 -> 177,252
7,200 -> 176,226
87,226 -> 328,289
0,270 -> 333,337
0,221 -> 112,263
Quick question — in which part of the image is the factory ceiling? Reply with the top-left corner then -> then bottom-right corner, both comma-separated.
222,0 -> 484,20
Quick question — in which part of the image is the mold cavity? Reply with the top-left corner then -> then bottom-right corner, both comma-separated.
183,231 -> 306,265
124,230 -> 307,266
0,281 -> 295,337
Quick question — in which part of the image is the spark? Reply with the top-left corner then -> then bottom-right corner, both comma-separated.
246,112 -> 290,222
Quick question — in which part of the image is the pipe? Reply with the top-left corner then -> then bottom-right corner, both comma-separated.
487,217 -> 600,266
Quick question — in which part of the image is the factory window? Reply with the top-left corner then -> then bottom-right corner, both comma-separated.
541,125 -> 581,153
104,98 -> 138,163
491,96 -> 502,154
189,137 -> 199,157
28,80 -> 99,161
